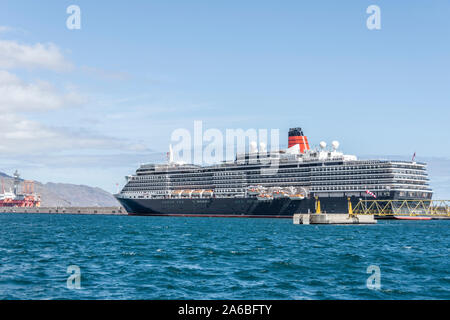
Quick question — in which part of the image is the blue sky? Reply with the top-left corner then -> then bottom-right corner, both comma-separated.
0,0 -> 449,194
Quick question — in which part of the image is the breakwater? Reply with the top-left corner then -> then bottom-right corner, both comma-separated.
0,207 -> 126,215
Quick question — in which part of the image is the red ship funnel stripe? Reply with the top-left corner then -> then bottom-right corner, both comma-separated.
288,127 -> 310,153
288,136 -> 309,152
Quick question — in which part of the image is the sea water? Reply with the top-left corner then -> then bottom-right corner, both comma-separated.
0,213 -> 448,300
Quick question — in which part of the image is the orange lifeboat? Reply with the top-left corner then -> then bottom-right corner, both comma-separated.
289,194 -> 305,200
257,193 -> 273,201
272,190 -> 287,199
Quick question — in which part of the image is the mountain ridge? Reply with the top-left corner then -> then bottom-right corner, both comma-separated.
0,172 -> 120,207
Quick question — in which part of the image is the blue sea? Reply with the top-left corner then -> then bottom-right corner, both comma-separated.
0,213 -> 448,300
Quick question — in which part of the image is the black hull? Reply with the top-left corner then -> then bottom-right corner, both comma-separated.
116,194 -> 421,218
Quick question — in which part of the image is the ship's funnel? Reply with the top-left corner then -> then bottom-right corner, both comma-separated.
288,127 -> 310,153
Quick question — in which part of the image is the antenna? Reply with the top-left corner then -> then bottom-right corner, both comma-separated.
168,144 -> 174,163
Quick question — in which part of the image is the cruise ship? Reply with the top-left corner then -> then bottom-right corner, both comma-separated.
115,127 -> 432,217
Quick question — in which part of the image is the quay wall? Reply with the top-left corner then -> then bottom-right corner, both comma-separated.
0,207 -> 126,215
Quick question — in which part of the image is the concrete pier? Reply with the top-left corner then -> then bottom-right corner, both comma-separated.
0,207 -> 126,215
293,213 -> 377,225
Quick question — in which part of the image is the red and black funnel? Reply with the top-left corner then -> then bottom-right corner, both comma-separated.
288,127 -> 310,153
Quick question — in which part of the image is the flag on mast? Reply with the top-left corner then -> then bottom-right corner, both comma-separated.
365,190 -> 377,198
412,152 -> 416,162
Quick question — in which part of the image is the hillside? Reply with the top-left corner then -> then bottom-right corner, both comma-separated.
43,182 -> 119,207
0,173 -> 120,207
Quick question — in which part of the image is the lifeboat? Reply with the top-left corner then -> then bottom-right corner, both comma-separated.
202,190 -> 213,197
191,190 -> 202,197
247,186 -> 261,195
272,190 -> 287,198
171,190 -> 183,197
289,194 -> 305,200
181,190 -> 192,197
257,194 -> 273,201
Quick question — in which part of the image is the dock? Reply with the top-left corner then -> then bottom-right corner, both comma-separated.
0,207 -> 126,215
293,198 -> 450,224
293,213 -> 376,224
293,197 -> 377,224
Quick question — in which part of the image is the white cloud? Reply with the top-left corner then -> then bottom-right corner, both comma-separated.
0,26 -> 13,33
81,66 -> 132,81
0,40 -> 73,71
0,70 -> 84,112
0,114 -> 138,155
